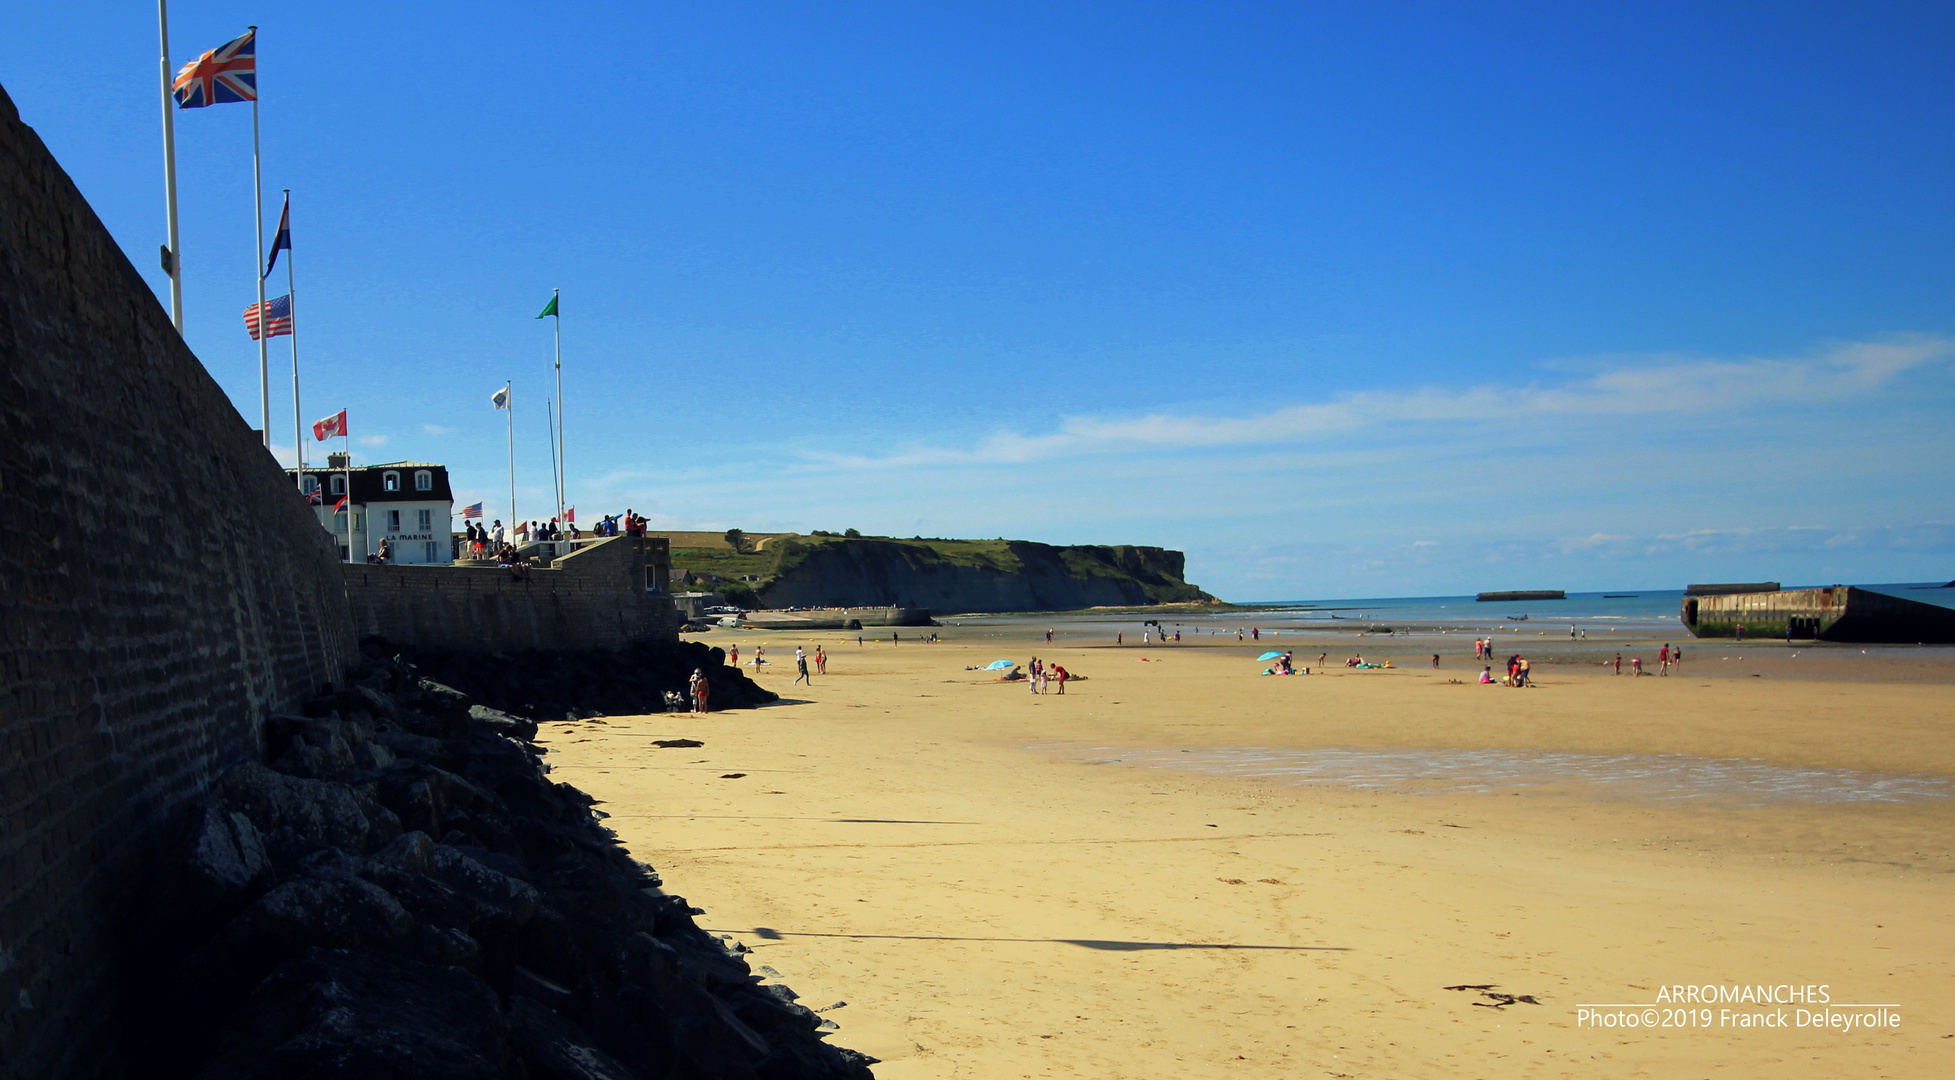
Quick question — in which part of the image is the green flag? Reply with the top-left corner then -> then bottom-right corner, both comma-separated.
536,293 -> 558,319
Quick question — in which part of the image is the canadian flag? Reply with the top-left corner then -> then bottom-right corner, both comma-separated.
312,409 -> 347,441
563,506 -> 575,523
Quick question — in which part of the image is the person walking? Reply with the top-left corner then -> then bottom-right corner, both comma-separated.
793,647 -> 811,686
729,645 -> 739,668
1046,628 -> 1053,643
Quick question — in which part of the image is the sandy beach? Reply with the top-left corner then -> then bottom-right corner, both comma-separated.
538,623 -> 1955,1078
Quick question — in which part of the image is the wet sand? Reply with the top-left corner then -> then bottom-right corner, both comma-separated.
538,626 -> 1955,1078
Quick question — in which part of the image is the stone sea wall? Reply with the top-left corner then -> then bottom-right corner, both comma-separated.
344,536 -> 682,654
0,84 -> 357,1079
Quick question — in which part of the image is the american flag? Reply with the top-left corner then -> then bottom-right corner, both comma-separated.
243,294 -> 293,340
462,502 -> 484,520
173,30 -> 256,109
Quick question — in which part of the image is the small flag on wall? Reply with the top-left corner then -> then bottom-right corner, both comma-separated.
312,410 -> 347,441
243,294 -> 293,340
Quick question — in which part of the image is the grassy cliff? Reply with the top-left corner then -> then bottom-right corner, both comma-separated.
662,534 -> 1213,611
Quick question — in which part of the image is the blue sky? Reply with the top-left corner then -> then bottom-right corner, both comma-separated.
6,2 -> 1952,600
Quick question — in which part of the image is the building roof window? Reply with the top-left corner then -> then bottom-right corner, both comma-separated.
301,475 -> 319,493
383,471 -> 400,492
414,470 -> 432,491
330,474 -> 346,495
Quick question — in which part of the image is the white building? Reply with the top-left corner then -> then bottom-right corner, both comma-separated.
287,455 -> 454,564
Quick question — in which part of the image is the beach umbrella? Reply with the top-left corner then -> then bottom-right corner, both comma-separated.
1257,651 -> 1285,661
985,659 -> 1019,670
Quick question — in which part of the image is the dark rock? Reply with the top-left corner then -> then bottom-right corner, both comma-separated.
218,763 -> 370,862
195,949 -> 517,1080
470,703 -> 539,741
375,728 -> 446,763
181,806 -> 273,913
507,996 -> 643,1080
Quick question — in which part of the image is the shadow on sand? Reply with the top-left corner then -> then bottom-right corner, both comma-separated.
717,927 -> 1348,952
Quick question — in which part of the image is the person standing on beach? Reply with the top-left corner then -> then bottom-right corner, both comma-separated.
728,645 -> 739,668
815,646 -> 826,675
1432,653 -> 1440,669
1659,644 -> 1670,675
793,648 -> 811,686
689,669 -> 710,713
1117,631 -> 1123,645
1673,645 -> 1682,668
1046,628 -> 1053,643
1252,628 -> 1259,641
1614,652 -> 1622,675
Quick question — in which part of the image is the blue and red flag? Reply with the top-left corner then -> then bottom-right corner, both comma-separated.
304,484 -> 322,505
243,294 -> 293,340
173,29 -> 257,109
264,193 -> 291,278
462,502 -> 484,520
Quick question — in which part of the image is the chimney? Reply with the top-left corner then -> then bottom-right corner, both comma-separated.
326,452 -> 350,469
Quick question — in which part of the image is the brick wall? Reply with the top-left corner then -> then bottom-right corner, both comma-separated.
0,85 -> 357,1079
344,535 -> 681,653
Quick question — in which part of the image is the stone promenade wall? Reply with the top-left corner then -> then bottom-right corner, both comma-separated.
343,535 -> 681,653
0,85 -> 357,1079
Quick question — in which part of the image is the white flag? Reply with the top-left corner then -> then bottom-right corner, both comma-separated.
491,384 -> 510,409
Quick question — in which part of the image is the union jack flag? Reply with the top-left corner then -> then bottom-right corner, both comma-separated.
173,30 -> 257,109
304,483 -> 322,505
243,294 -> 292,340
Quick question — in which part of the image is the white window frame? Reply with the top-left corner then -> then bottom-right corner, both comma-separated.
414,470 -> 432,491
388,509 -> 401,532
417,509 -> 432,530
301,475 -> 319,494
330,474 -> 346,495
383,471 -> 401,492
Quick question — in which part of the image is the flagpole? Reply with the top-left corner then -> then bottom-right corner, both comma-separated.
551,288 -> 563,524
545,396 -> 561,526
505,380 -> 515,528
285,191 -> 304,486
157,0 -> 183,333
343,428 -> 353,563
248,26 -> 269,447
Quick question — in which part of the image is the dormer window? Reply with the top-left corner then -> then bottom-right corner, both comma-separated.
301,475 -> 319,494
414,470 -> 432,492
383,471 -> 400,492
330,474 -> 346,495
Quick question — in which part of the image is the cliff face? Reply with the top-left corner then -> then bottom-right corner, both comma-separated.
755,539 -> 1212,612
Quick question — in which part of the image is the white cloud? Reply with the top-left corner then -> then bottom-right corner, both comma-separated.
357,435 -> 390,447
809,337 -> 1952,470
423,424 -> 455,435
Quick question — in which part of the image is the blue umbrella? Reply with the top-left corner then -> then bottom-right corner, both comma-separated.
985,659 -> 1019,670
1257,651 -> 1285,661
